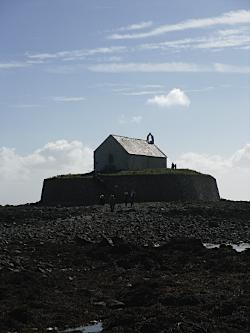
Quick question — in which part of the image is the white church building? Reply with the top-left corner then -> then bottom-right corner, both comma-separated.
94,134 -> 167,172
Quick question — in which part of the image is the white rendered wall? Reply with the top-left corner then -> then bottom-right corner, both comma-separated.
94,135 -> 129,172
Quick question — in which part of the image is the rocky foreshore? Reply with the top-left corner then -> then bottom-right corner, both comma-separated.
0,200 -> 250,332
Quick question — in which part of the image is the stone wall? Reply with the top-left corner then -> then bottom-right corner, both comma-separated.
128,155 -> 166,170
41,173 -> 220,206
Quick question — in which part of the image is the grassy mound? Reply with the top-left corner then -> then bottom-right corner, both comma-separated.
105,168 -> 202,176
50,168 -> 202,179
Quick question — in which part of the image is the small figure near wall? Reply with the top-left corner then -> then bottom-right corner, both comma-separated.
124,191 -> 129,207
171,162 -> 177,170
109,194 -> 116,212
99,194 -> 105,205
130,190 -> 136,207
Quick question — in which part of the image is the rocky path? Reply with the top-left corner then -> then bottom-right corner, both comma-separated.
0,201 -> 249,332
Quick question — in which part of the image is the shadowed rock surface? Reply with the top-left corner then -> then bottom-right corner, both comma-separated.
0,200 -> 249,332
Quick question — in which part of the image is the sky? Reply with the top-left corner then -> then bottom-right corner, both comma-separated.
0,0 -> 250,204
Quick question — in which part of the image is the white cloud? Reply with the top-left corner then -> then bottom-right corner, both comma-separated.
111,84 -> 164,95
121,90 -> 165,96
26,60 -> 45,64
88,62 -> 250,74
0,62 -> 30,69
131,115 -> 142,123
213,62 -> 250,73
108,9 -> 250,39
185,86 -> 215,93
118,114 -> 143,124
104,56 -> 123,62
1,141 -> 249,203
117,21 -> 153,32
0,140 -> 93,205
10,104 -> 42,108
27,46 -> 127,61
230,143 -> 250,168
53,96 -> 86,102
197,26 -> 250,49
147,88 -> 190,108
139,26 -> 250,51
88,62 -> 209,73
118,114 -> 127,124
45,65 -> 84,74
176,143 -> 250,201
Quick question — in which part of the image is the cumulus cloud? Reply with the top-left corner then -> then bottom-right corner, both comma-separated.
108,9 -> 250,39
147,88 -> 190,108
0,140 -> 93,205
176,143 -> 250,201
230,143 -> 250,168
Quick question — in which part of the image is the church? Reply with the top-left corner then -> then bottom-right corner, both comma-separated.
41,133 -> 220,205
94,133 -> 167,172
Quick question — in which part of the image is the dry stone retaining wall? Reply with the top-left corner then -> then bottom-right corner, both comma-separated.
41,173 -> 220,206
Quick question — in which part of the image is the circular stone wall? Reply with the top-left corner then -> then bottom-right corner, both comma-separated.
41,172 -> 220,206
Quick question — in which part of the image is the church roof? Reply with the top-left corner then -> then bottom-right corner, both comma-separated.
112,134 -> 166,158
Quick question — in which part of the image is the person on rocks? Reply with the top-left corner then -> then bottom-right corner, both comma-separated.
99,194 -> 105,205
130,190 -> 136,207
124,191 -> 129,207
109,194 -> 116,212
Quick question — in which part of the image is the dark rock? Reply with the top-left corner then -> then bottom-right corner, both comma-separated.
8,307 -> 29,324
0,201 -> 249,332
108,299 -> 125,309
122,281 -> 160,307
160,293 -> 200,307
74,235 -> 93,246
161,238 -> 204,253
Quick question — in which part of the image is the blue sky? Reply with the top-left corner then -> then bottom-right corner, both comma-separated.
0,0 -> 250,204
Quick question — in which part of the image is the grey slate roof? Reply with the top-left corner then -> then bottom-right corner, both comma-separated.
112,135 -> 166,158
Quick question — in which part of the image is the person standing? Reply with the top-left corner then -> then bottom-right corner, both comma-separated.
109,194 -> 116,212
130,190 -> 136,207
99,194 -> 105,205
124,191 -> 129,207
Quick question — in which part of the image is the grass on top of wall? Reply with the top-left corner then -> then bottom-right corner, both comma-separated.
104,168 -> 202,176
50,168 -> 203,179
